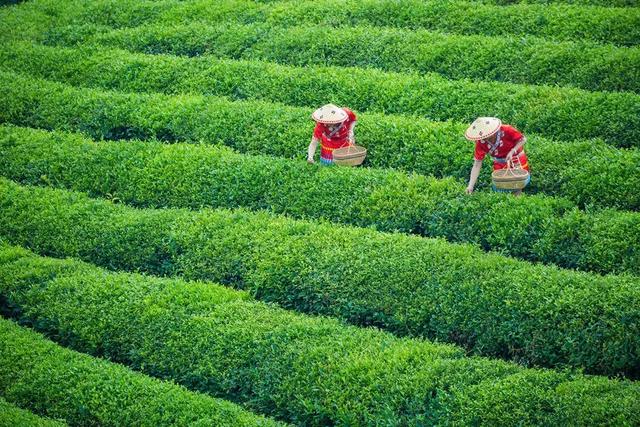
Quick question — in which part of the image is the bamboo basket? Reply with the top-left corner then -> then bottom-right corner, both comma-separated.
492,158 -> 530,190
332,145 -> 367,166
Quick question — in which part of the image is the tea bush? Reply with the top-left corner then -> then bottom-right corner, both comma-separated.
2,125 -> 639,276
0,317 -> 283,426
0,397 -> 64,427
45,21 -> 640,93
1,246 -> 639,425
1,72 -> 639,211
0,180 -> 638,377
197,0 -> 640,46
3,42 -> 640,149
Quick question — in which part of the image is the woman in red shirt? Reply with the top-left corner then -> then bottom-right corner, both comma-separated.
464,117 -> 530,196
307,104 -> 357,165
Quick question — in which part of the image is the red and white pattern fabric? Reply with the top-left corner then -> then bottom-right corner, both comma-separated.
313,108 -> 357,163
474,124 -> 529,171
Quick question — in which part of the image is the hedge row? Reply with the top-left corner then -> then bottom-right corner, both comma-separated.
1,72 -> 639,212
0,0 -> 144,43
0,318 -> 284,426
164,0 -> 640,46
2,246 -> 640,425
5,0 -> 639,46
481,0 -> 638,6
0,397 -> 64,427
45,21 -> 640,93
0,0 -> 253,44
3,125 -> 639,276
4,42 -> 640,151
1,179 -> 639,377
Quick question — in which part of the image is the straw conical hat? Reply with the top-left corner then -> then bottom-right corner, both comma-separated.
465,117 -> 502,141
312,104 -> 348,124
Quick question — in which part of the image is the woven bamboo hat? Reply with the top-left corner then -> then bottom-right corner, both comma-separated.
465,117 -> 502,141
311,104 -> 348,124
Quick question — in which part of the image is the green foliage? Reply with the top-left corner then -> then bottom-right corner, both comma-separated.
0,180 -> 638,377
481,0 -> 638,6
1,246 -> 639,425
1,125 -> 639,276
2,0 -> 639,421
0,0 -> 178,44
3,0 -> 638,47
44,20 -> 640,94
0,397 -> 65,427
0,318 -> 283,426
3,41 -> 640,150
209,0 -> 640,46
0,71 -> 639,211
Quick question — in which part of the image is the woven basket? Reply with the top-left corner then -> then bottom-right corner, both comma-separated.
333,145 -> 367,166
492,160 -> 530,190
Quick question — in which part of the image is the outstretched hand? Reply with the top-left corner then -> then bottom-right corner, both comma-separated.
465,186 -> 474,194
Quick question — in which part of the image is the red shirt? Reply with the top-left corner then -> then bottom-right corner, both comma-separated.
474,124 -> 529,170
313,107 -> 357,161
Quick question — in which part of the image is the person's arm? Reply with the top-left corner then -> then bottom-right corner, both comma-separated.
506,135 -> 527,161
348,121 -> 356,145
307,136 -> 319,163
466,159 -> 483,194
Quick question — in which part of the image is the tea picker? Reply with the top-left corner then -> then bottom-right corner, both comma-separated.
464,117 -> 530,196
307,104 -> 367,166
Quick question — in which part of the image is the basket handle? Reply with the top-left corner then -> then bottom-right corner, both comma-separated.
339,139 -> 354,149
506,154 -> 523,170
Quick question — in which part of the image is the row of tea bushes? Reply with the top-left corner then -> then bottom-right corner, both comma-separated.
44,21 -> 640,93
2,125 -> 638,276
0,180 -> 638,377
481,0 -> 638,6
4,0 -> 638,46
1,72 -> 638,211
1,245 -> 639,425
0,318 -> 283,426
0,0 -> 185,44
161,0 -> 640,46
0,397 -> 65,427
3,42 -> 639,149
